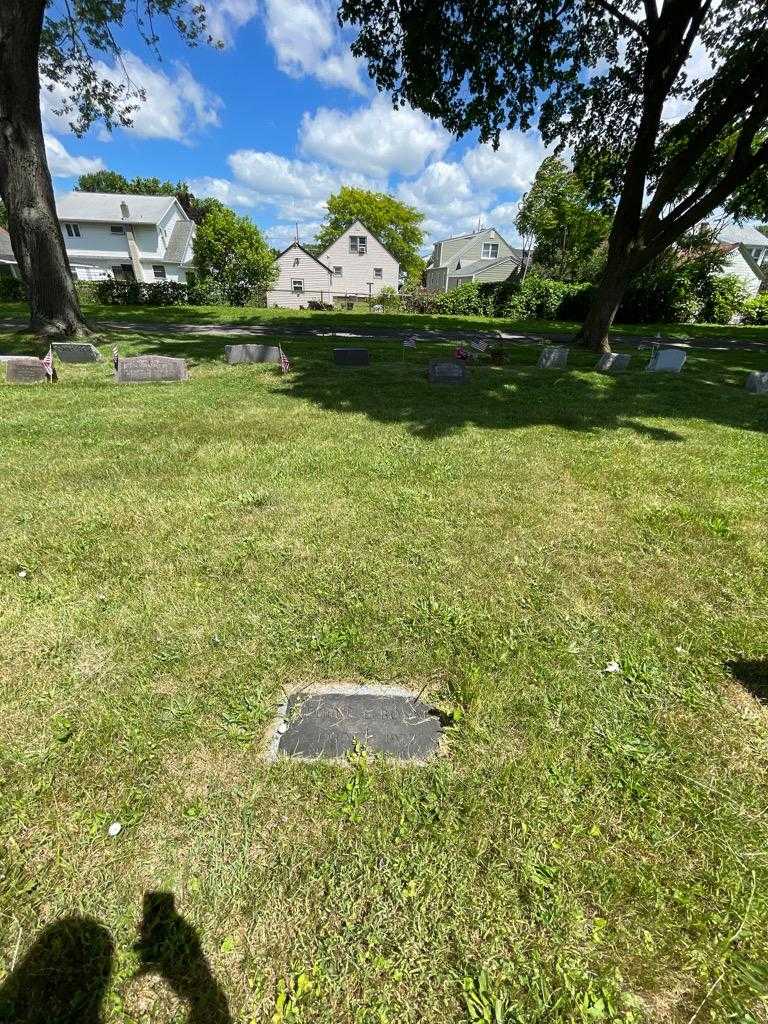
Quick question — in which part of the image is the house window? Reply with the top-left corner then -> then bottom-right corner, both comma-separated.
64,223 -> 81,238
152,265 -> 166,279
373,267 -> 383,279
111,264 -> 135,282
110,225 -> 125,234
333,266 -> 343,277
293,257 -> 300,266
291,279 -> 304,294
481,243 -> 499,259
349,235 -> 367,255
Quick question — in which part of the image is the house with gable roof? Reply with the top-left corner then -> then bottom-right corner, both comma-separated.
424,227 -> 524,292
266,219 -> 399,308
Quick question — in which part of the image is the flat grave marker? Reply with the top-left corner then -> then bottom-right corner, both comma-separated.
115,355 -> 188,383
273,688 -> 444,761
225,343 -> 283,365
538,345 -> 569,369
333,347 -> 370,367
427,359 -> 468,384
52,342 -> 102,364
595,352 -> 631,373
646,348 -> 686,373
745,371 -> 768,394
5,357 -> 48,384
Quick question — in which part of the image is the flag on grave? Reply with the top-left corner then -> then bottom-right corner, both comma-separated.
112,345 -> 120,369
471,339 -> 489,352
403,336 -> 417,349
279,347 -> 291,373
40,346 -> 54,380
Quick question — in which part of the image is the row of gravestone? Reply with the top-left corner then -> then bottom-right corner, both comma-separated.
4,340 -> 768,393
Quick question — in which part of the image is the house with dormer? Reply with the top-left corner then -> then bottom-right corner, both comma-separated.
425,227 -> 523,292
266,220 -> 399,308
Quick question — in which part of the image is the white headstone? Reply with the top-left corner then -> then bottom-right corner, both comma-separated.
595,352 -> 631,373
538,345 -> 569,369
745,371 -> 768,394
5,357 -> 48,384
115,355 -> 188,383
646,348 -> 686,373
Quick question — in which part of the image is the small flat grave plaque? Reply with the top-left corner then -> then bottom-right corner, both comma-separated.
225,343 -> 283,365
595,352 -> 631,373
277,691 -> 444,760
745,370 -> 768,394
333,347 -> 370,367
646,348 -> 686,373
116,355 -> 188,383
538,345 -> 569,369
5,357 -> 47,384
428,359 -> 468,384
52,342 -> 102,364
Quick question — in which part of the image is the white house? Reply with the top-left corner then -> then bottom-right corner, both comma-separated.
708,222 -> 768,296
0,192 -> 195,283
425,227 -> 523,292
266,220 -> 399,308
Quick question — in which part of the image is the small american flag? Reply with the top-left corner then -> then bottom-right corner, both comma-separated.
112,345 -> 119,369
471,339 -> 489,352
40,346 -> 54,379
279,347 -> 291,374
403,336 -> 417,349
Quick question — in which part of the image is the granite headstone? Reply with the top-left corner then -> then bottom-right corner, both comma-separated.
538,345 -> 569,369
427,359 -> 468,384
115,355 -> 188,383
225,343 -> 283,365
745,371 -> 768,394
646,348 -> 686,373
333,347 -> 370,366
52,342 -> 102,363
277,691 -> 444,760
5,357 -> 48,384
595,352 -> 631,373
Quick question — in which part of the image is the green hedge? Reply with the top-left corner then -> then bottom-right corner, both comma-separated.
0,276 -> 26,301
742,293 -> 768,325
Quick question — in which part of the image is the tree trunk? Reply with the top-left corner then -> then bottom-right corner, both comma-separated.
0,1 -> 89,336
575,253 -> 635,353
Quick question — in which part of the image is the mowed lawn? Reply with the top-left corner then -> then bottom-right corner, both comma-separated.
1,328 -> 768,1023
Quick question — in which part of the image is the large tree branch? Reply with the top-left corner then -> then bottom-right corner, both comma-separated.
589,0 -> 648,40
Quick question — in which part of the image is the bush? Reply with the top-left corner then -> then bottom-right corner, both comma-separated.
74,280 -> 101,304
433,281 -> 495,317
376,285 -> 402,312
307,300 -> 334,311
555,282 -> 595,320
495,274 -> 570,320
617,261 -> 702,323
0,276 -> 25,301
742,293 -> 768,325
700,274 -> 749,324
93,279 -> 191,306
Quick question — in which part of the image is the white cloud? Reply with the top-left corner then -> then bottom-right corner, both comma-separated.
262,0 -> 368,94
463,130 -> 547,192
300,96 -> 451,176
205,0 -> 259,46
42,53 -> 222,142
266,221 -> 324,249
44,135 -> 104,177
396,160 -> 494,241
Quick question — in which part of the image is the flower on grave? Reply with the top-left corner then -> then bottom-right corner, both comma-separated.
454,346 -> 469,360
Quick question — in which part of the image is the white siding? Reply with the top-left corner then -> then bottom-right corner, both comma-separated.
319,221 -> 399,297
267,243 -> 334,307
723,249 -> 763,297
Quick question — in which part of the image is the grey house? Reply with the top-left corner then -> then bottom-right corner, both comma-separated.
710,222 -> 768,296
424,227 -> 523,292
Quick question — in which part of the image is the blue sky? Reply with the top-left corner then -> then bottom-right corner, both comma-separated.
42,1 -> 553,251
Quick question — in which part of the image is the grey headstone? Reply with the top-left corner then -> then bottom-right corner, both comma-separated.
225,343 -> 283,365
427,359 -> 468,384
595,352 -> 631,373
333,347 -> 370,366
646,348 -> 686,373
115,355 -> 188,383
745,371 -> 768,394
538,345 -> 569,369
5,357 -> 48,384
277,692 -> 444,760
52,342 -> 102,364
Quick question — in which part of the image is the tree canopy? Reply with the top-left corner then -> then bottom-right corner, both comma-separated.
516,157 -> 611,281
339,0 -> 768,349
314,187 -> 425,280
192,206 -> 276,306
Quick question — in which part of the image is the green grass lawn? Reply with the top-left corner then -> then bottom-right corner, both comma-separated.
2,300 -> 768,341
1,329 -> 768,1023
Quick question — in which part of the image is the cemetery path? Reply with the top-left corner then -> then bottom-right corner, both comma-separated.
1,316 -> 768,350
